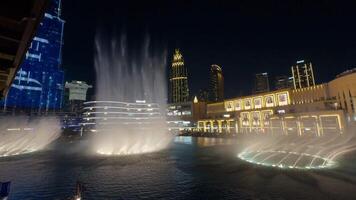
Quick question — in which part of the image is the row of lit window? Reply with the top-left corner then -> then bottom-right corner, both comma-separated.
292,84 -> 324,93
172,62 -> 184,67
224,92 -> 290,112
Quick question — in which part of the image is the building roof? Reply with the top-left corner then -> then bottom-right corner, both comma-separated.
336,68 -> 356,78
223,88 -> 291,102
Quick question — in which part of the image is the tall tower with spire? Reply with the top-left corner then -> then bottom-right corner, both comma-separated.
1,0 -> 65,112
169,49 -> 189,103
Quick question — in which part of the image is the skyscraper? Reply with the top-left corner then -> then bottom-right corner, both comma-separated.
2,0 -> 65,112
198,89 -> 209,102
209,64 -> 224,102
169,49 -> 189,103
274,75 -> 293,90
254,72 -> 270,94
0,0 -> 48,99
291,60 -> 315,89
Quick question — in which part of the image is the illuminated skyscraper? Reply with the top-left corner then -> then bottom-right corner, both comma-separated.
2,0 -> 65,112
209,64 -> 224,102
274,75 -> 293,90
254,72 -> 270,94
291,60 -> 315,89
169,49 -> 189,103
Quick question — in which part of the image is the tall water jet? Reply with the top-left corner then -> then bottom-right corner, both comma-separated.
89,33 -> 172,155
0,116 -> 61,157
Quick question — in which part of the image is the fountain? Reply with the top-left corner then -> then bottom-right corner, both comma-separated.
0,116 -> 61,157
89,33 -> 172,155
238,132 -> 356,170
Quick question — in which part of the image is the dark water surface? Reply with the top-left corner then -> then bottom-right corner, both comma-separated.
1,136 -> 356,200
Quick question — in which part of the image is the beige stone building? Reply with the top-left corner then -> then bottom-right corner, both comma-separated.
197,69 -> 356,136
328,70 -> 356,120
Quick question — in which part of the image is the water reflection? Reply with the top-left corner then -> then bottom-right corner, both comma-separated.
1,138 -> 356,199
174,136 -> 193,145
175,136 -> 236,147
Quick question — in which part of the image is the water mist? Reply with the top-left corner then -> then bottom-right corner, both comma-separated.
0,116 -> 61,157
238,130 -> 356,170
89,33 -> 172,155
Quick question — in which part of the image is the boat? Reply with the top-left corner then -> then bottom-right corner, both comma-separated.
0,181 -> 11,200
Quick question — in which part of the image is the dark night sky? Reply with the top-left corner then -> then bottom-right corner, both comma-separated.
61,0 -> 356,98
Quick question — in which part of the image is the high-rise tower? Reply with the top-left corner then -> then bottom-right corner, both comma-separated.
275,75 -> 293,90
2,0 -> 65,112
291,60 -> 315,89
209,64 -> 224,102
254,72 -> 270,94
169,49 -> 189,103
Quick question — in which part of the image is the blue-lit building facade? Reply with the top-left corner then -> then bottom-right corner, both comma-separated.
2,0 -> 65,113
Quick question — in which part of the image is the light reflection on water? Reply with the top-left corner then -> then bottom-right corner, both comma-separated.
174,136 -> 236,147
0,137 -> 356,200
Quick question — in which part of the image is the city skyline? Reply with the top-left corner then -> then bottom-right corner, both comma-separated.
1,1 -> 356,200
61,0 -> 356,98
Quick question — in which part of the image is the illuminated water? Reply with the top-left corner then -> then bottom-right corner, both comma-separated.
91,33 -> 171,155
237,134 -> 356,170
1,137 -> 356,200
0,117 -> 61,157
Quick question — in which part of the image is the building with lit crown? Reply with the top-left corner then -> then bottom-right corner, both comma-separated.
169,49 -> 189,103
209,64 -> 224,102
1,0 -> 65,113
291,60 -> 315,89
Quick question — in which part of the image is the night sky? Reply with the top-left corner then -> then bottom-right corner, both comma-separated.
61,0 -> 356,99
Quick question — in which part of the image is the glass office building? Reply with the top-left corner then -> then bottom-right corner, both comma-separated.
2,0 -> 65,112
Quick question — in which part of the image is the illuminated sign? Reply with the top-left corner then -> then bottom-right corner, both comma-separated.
265,95 -> 274,107
254,97 -> 262,109
244,99 -> 252,110
234,100 -> 242,111
223,114 -> 230,118
252,111 -> 260,126
225,101 -> 234,111
241,112 -> 250,126
277,109 -> 285,114
277,92 -> 288,106
262,110 -> 273,126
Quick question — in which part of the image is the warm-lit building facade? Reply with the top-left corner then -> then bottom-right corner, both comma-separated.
166,99 -> 206,132
197,69 -> 356,136
328,69 -> 356,121
209,64 -> 224,102
291,60 -> 315,89
169,49 -> 189,103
